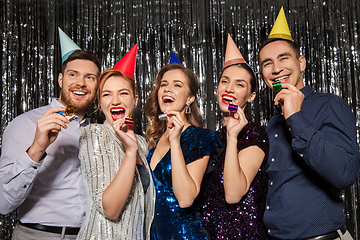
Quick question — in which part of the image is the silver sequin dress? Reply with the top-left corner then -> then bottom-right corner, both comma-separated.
76,123 -> 155,240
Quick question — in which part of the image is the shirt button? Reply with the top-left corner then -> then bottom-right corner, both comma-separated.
271,158 -> 275,162
32,166 -> 37,169
270,182 -> 273,185
266,206 -> 269,209
275,134 -> 278,138
268,229 -> 271,233
23,185 -> 27,188
300,153 -> 304,157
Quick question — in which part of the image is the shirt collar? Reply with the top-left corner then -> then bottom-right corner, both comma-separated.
300,85 -> 314,100
50,98 -> 65,108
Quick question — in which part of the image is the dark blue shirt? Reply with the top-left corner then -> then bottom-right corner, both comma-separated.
264,86 -> 360,239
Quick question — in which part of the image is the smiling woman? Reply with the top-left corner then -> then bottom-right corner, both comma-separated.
76,46 -> 155,240
145,63 -> 222,240
145,63 -> 204,148
200,35 -> 269,239
99,73 -> 137,124
1,1 -> 360,239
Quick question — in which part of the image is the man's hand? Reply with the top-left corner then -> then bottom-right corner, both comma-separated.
274,83 -> 304,119
27,107 -> 69,162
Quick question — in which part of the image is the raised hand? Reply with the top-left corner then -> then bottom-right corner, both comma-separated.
112,118 -> 138,152
165,111 -> 184,145
274,83 -> 304,119
226,107 -> 248,140
28,107 -> 69,162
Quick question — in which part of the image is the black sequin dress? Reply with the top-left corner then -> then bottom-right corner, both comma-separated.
201,121 -> 269,239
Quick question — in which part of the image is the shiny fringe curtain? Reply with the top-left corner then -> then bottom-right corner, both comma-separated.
1,0 -> 359,239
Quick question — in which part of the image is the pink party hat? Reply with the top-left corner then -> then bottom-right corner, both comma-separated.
223,34 -> 246,69
113,43 -> 138,79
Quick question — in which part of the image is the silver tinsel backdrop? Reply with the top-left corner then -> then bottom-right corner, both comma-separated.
0,0 -> 359,239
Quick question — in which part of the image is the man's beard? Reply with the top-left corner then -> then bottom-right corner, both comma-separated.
59,89 -> 95,113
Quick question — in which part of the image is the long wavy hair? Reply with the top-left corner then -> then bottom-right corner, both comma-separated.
145,63 -> 203,148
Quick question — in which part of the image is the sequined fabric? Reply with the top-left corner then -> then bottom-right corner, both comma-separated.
147,126 -> 222,240
201,121 -> 269,239
1,1 -> 360,239
77,123 -> 155,240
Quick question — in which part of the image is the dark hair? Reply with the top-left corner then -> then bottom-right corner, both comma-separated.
220,63 -> 257,119
145,63 -> 203,148
96,68 -> 137,111
62,50 -> 101,76
257,38 -> 300,66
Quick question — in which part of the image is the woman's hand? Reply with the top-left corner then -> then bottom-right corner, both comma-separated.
112,118 -> 138,152
165,111 -> 184,145
226,107 -> 248,140
103,118 -> 139,220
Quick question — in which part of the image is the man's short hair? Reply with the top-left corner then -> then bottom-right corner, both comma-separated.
61,50 -> 101,76
257,38 -> 300,66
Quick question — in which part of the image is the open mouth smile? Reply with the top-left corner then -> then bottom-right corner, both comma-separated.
110,107 -> 125,121
71,90 -> 88,98
222,94 -> 236,105
162,95 -> 175,104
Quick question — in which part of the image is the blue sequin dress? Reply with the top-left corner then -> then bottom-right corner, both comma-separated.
147,125 -> 222,240
200,122 -> 269,239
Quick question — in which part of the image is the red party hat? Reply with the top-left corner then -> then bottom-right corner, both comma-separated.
113,43 -> 138,79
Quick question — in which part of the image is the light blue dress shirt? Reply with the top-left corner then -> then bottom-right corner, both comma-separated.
0,98 -> 89,228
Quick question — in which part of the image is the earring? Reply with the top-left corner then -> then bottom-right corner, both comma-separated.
185,103 -> 191,114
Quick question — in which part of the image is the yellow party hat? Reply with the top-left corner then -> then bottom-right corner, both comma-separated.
268,7 -> 293,41
223,34 -> 246,69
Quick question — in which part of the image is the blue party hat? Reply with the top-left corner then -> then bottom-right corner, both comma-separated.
58,27 -> 82,63
169,51 -> 182,64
